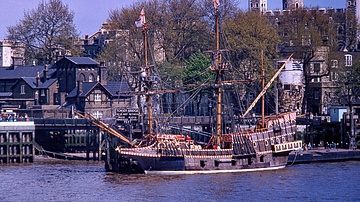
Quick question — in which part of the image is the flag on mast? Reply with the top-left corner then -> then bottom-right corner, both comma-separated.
213,0 -> 220,9
135,7 -> 146,28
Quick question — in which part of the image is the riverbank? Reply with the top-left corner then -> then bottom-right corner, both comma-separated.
288,148 -> 360,165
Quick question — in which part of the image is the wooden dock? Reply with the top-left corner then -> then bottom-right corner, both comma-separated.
288,149 -> 360,165
0,120 -> 35,164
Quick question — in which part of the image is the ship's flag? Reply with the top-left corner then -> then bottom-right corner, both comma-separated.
135,8 -> 146,28
213,0 -> 220,9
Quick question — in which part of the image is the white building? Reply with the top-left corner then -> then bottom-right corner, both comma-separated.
0,40 -> 25,67
277,58 -> 304,114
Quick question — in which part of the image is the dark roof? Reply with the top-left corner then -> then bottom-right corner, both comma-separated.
67,81 -> 131,98
0,65 -> 55,79
104,81 -> 130,97
67,82 -> 98,98
21,77 -> 37,88
38,78 -> 57,89
63,57 -> 99,65
0,92 -> 12,97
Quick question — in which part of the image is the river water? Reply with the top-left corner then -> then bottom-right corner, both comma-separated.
0,158 -> 359,202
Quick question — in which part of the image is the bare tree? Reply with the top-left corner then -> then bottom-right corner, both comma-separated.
6,0 -> 80,65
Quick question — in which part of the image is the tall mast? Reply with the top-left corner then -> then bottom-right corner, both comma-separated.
215,4 -> 222,147
261,50 -> 265,128
143,23 -> 153,134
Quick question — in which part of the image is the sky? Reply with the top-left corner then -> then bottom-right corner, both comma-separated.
0,0 -> 346,40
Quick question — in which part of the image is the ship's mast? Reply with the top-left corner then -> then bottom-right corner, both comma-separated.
215,5 -> 222,147
143,24 -> 154,135
261,50 -> 265,128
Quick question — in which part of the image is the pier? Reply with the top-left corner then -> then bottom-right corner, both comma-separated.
0,120 -> 35,164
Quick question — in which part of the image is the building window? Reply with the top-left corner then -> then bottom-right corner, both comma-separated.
89,74 -> 94,82
20,85 -> 25,94
284,84 -> 291,90
94,93 -> 101,101
313,63 -> 321,73
331,60 -> 338,68
311,77 -> 321,83
92,111 -> 103,119
330,72 -> 338,81
314,91 -> 319,100
41,89 -> 45,96
345,54 -> 352,66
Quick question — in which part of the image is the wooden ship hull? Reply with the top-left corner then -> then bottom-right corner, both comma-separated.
105,112 -> 302,174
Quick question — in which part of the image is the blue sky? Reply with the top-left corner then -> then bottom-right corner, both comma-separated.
0,0 -> 346,40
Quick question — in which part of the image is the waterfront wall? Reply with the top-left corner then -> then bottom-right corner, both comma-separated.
0,121 -> 35,163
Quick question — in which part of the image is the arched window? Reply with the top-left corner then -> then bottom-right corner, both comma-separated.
89,74 -> 95,82
79,73 -> 86,82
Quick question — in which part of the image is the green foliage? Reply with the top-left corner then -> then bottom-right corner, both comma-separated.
184,51 -> 213,85
223,11 -> 280,81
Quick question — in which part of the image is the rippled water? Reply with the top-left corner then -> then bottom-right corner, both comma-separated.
0,158 -> 359,202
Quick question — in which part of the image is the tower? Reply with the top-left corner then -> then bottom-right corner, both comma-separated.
249,0 -> 267,13
346,0 -> 360,23
346,0 -> 360,50
282,0 -> 304,10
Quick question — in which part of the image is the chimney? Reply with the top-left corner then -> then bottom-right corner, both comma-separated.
99,61 -> 107,85
36,72 -> 40,87
77,80 -> 83,95
42,65 -> 48,82
76,80 -> 83,109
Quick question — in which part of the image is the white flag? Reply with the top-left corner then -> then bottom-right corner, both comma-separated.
135,8 -> 146,28
213,0 -> 220,9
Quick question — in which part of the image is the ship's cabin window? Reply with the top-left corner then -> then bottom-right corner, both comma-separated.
200,160 -> 206,168
282,137 -> 285,142
253,142 -> 257,147
265,140 -> 269,146
271,139 -> 274,145
260,155 -> 264,162
231,160 -> 236,166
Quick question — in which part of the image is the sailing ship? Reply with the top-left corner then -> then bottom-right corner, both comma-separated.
103,2 -> 302,174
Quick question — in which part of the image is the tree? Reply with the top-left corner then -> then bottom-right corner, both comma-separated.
6,0 -> 80,65
222,11 -> 281,115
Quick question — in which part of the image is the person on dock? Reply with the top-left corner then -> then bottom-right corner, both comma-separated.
308,143 -> 312,150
